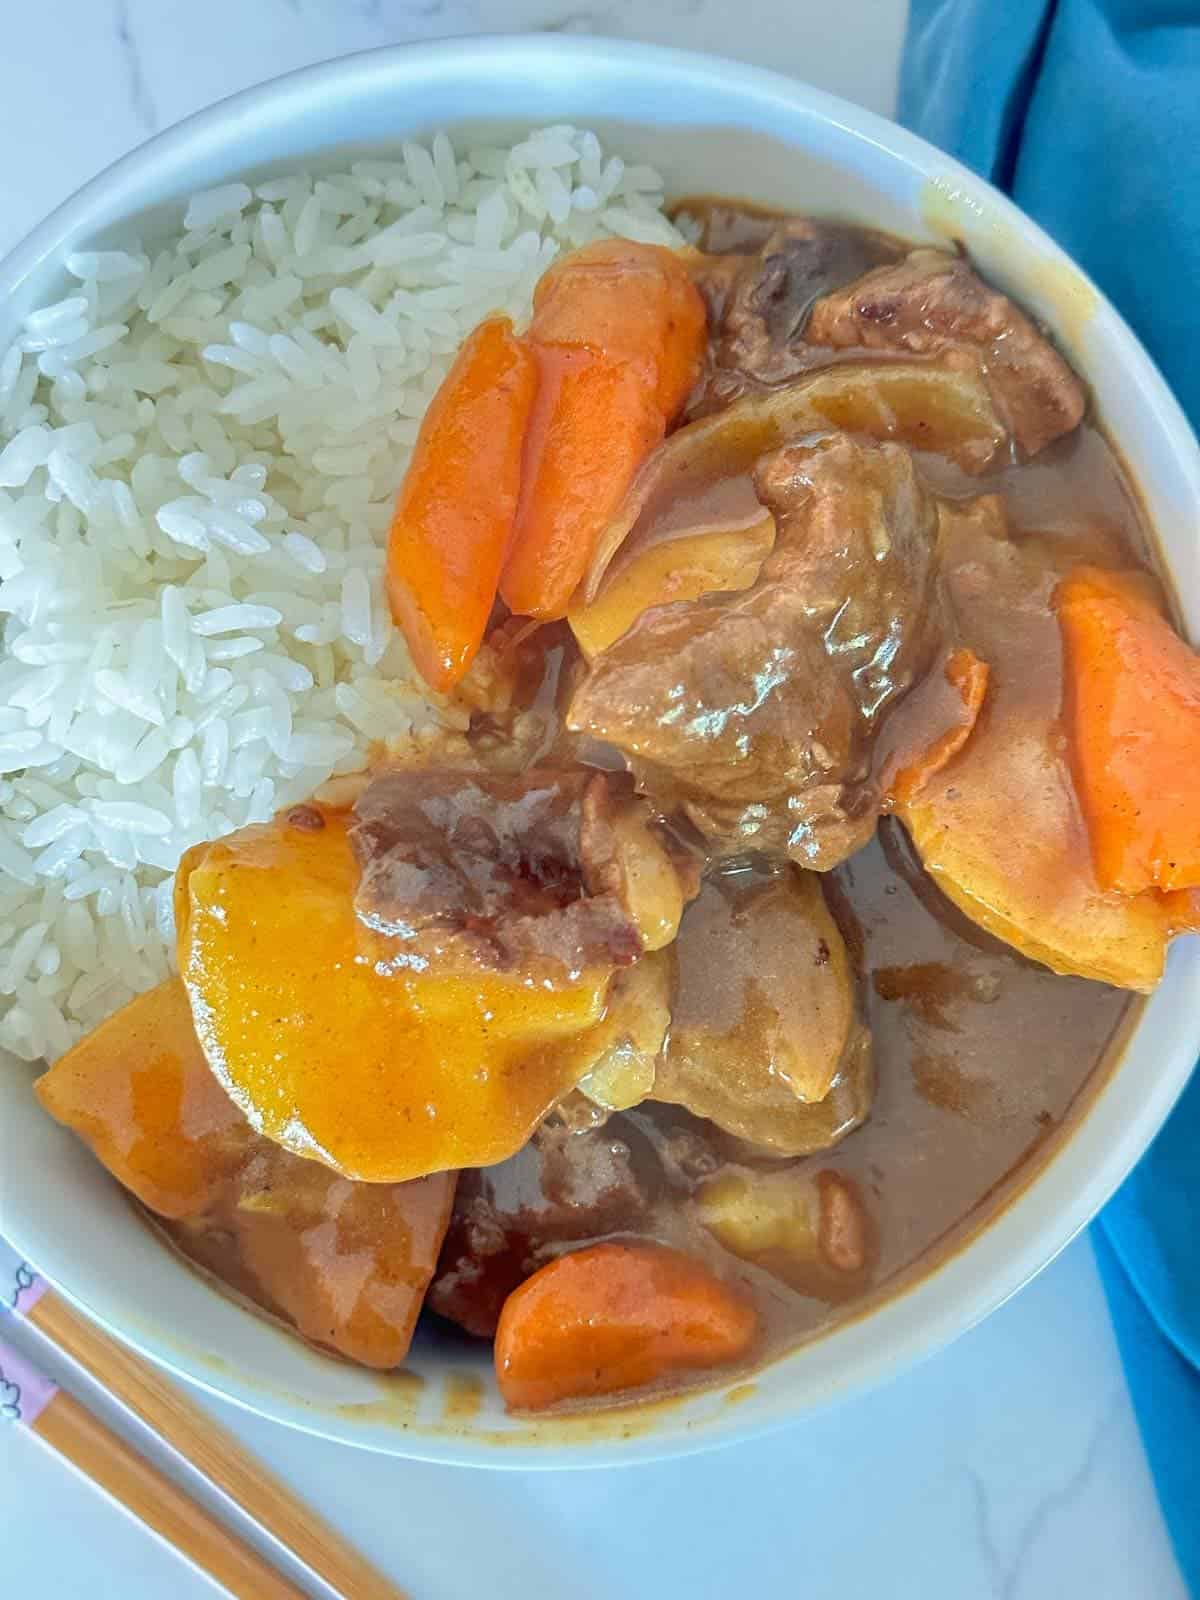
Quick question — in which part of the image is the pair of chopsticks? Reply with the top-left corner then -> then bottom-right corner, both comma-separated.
2,1258 -> 404,1599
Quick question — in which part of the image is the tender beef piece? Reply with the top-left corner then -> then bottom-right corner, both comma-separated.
573,579 -> 873,866
350,767 -> 694,978
427,1119 -> 663,1337
568,435 -> 950,868
806,249 -> 1086,455
652,864 -> 875,1155
692,219 -> 903,412
754,436 -> 950,720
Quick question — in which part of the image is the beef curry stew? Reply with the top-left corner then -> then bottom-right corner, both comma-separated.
37,204 -> 1200,1414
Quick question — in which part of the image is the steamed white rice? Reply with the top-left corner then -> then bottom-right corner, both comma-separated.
0,126 -> 684,1063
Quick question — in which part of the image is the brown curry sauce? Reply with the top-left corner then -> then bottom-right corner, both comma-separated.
139,202 -> 1156,1398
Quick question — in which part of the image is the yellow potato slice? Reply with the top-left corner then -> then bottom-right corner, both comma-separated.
569,513 -> 775,659
896,509 -> 1174,991
176,810 -> 612,1182
696,1166 -> 872,1297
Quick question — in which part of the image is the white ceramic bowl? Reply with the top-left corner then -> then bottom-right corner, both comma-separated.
2,37 -> 1198,1468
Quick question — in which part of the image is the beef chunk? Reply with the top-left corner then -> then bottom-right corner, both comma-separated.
427,1119 -> 662,1337
691,220 -> 901,414
572,579 -> 873,867
806,249 -> 1086,455
568,435 -> 950,868
349,768 -> 695,978
754,435 -> 948,721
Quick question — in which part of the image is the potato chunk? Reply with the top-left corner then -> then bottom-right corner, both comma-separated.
572,952 -> 674,1112
214,1156 -> 454,1369
896,508 -> 1175,990
653,865 -> 873,1153
36,980 -> 455,1368
696,1167 -> 873,1296
569,514 -> 775,660
176,809 -> 612,1182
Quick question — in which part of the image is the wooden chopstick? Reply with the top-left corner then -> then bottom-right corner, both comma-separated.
2,1331 -> 306,1599
12,1278 -> 405,1600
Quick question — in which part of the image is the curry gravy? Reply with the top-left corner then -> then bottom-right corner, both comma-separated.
424,208 -> 1152,1384
149,204 -> 1157,1402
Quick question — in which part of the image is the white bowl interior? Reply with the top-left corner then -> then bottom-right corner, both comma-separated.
1,38 -> 1198,1466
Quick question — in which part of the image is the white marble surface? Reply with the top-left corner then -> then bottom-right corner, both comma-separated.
0,4 -> 1186,1597
3,1240 -> 1185,1599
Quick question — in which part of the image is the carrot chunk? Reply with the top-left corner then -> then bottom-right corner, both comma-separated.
386,316 -> 537,692
1057,565 -> 1200,893
494,1241 -> 758,1411
499,241 -> 707,621
500,346 -> 665,622
530,238 -> 706,418
888,647 -> 990,804
1162,888 -> 1200,932
35,979 -> 245,1221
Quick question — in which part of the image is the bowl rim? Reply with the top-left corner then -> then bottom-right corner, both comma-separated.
3,33 -> 1199,1468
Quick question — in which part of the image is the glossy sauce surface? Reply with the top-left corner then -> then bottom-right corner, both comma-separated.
429,824 -> 1131,1373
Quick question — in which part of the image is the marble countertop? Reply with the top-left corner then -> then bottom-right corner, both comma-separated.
0,4 -> 1186,1597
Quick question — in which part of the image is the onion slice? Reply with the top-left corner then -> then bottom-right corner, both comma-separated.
578,362 -> 1007,606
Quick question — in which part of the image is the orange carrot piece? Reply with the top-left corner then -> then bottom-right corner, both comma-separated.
1161,888 -> 1200,932
499,241 -> 707,621
386,317 -> 537,692
500,347 -> 665,622
1057,565 -> 1200,894
531,238 -> 707,418
494,1241 -> 758,1412
888,647 -> 990,804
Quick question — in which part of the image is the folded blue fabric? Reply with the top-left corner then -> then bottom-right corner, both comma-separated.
900,1 -> 1200,1585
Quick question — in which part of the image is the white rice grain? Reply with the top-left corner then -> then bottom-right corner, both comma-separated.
191,603 -> 282,636
0,126 -> 681,1054
184,183 -> 253,232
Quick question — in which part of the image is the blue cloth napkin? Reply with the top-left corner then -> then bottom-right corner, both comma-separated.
900,1 -> 1200,1584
